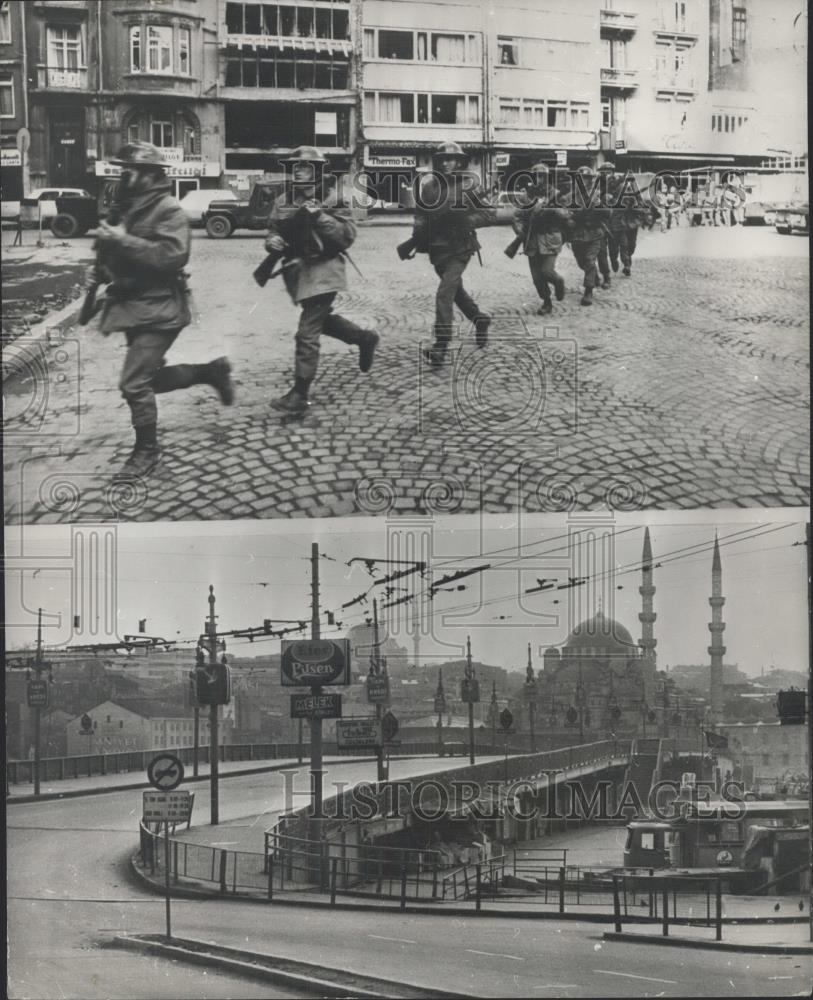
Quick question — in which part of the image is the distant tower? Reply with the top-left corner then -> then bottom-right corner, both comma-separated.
708,534 -> 726,724
638,527 -> 657,703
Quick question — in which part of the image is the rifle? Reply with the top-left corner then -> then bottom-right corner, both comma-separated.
252,247 -> 285,287
79,203 -> 122,326
397,235 -> 418,261
503,234 -> 523,259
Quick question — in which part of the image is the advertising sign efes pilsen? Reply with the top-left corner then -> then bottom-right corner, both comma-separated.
2,2 -> 811,1000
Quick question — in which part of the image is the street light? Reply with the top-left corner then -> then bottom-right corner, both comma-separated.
525,643 -> 537,753
489,680 -> 498,754
434,669 -> 447,757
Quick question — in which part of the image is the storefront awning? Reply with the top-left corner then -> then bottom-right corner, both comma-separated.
96,160 -> 221,178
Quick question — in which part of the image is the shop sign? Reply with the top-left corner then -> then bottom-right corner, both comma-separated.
95,160 -> 221,178
1,149 -> 22,167
364,149 -> 416,169
494,153 -> 510,168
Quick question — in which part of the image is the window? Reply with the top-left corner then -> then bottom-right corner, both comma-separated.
732,6 -> 746,61
432,33 -> 466,63
0,2 -> 10,44
601,98 -> 611,129
147,25 -> 173,72
131,26 -> 141,71
547,102 -> 567,128
570,102 -> 589,129
378,28 -> 413,60
151,118 -> 174,147
0,76 -> 13,118
498,36 -> 519,66
417,93 -> 428,122
47,25 -> 83,70
721,821 -> 741,841
179,27 -> 191,75
640,832 -> 655,851
433,94 -> 464,125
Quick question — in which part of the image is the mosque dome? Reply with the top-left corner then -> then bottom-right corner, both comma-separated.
563,611 -> 637,657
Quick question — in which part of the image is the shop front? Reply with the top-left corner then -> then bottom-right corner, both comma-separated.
94,154 -> 223,200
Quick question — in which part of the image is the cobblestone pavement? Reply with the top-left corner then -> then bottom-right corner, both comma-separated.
2,223 -> 809,523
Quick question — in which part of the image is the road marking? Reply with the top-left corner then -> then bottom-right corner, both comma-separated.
596,970 -> 676,985
769,977 -> 794,980
368,934 -> 416,945
534,986 -> 579,990
466,949 -> 524,961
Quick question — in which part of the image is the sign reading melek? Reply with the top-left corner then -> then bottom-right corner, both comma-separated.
290,692 -> 342,719
142,790 -> 192,823
336,717 -> 382,748
281,638 -> 351,687
27,680 -> 48,709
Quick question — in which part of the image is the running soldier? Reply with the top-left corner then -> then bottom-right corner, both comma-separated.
606,172 -> 647,277
510,162 -> 570,315
409,141 -> 497,367
94,142 -> 233,478
264,146 -> 379,415
596,161 -> 615,290
568,165 -> 611,306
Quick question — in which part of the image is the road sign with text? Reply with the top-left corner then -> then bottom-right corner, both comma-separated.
147,753 -> 185,791
290,692 -> 342,719
27,680 -> 48,709
336,717 -> 382,748
366,673 -> 390,704
142,790 -> 192,823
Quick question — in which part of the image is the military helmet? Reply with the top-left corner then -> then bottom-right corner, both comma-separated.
597,161 -> 615,172
576,165 -> 596,177
283,145 -> 327,164
432,140 -> 468,163
530,162 -> 550,175
110,142 -> 166,168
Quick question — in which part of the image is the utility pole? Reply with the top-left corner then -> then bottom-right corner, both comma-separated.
310,542 -> 324,823
806,522 -> 812,943
490,680 -> 498,755
526,643 -> 536,754
192,702 -> 199,778
372,598 -> 387,783
207,586 -> 219,826
466,636 -> 476,765
577,661 -> 585,744
435,669 -> 445,757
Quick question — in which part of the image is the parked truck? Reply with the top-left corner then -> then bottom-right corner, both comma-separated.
203,181 -> 282,238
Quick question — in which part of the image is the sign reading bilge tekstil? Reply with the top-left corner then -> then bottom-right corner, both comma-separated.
336,717 -> 383,748
281,638 -> 351,687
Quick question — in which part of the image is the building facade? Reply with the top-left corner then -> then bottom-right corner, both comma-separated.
4,1 -> 806,195
0,0 -> 27,199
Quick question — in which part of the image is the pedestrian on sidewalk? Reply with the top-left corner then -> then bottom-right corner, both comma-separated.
264,146 -> 379,416
567,166 -> 611,306
510,162 -> 569,315
94,142 -> 233,479
410,141 -> 497,367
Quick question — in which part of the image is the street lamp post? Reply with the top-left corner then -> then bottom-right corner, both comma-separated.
461,636 -> 479,766
434,669 -> 446,757
490,681 -> 498,754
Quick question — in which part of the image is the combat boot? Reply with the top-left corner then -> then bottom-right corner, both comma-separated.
422,345 -> 447,369
601,276 -> 611,290
610,257 -> 619,273
114,423 -> 160,480
272,376 -> 310,415
202,357 -> 234,405
474,314 -> 491,348
622,266 -> 631,277
537,301 -> 553,316
580,287 -> 593,306
553,275 -> 566,301
358,330 -> 379,373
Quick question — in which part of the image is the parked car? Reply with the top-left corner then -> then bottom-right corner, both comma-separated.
203,181 -> 283,238
178,187 -> 238,227
29,187 -> 92,220
774,201 -> 809,235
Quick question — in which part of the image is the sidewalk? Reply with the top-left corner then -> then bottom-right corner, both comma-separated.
603,921 -> 813,954
6,754 -> 373,803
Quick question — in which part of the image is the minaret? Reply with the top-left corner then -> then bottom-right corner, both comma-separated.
708,534 -> 726,724
412,596 -> 421,673
638,527 -> 657,704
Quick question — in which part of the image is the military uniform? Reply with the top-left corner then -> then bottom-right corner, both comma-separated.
568,167 -> 611,306
511,164 -> 570,314
95,142 -> 233,478
265,147 -> 378,414
606,174 -> 647,277
596,162 -> 615,289
412,141 -> 496,365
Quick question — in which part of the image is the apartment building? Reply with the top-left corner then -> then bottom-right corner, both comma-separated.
359,0 -> 486,197
0,0 -> 27,199
219,0 -> 354,192
488,0 -> 600,181
64,698 -> 212,755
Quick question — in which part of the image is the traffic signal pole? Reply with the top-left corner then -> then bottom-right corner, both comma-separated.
33,608 -> 43,797
208,585 -> 219,826
310,543 -> 324,823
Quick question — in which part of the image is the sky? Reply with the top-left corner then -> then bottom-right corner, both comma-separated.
4,510 -> 808,678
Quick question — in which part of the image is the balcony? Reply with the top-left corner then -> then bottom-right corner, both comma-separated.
224,32 -> 351,57
600,67 -> 639,90
36,65 -> 88,89
600,8 -> 637,35
656,76 -> 698,95
654,18 -> 700,39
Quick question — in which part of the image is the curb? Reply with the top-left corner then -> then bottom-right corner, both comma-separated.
6,754 -> 377,804
109,933 -> 469,999
602,930 -> 813,955
2,283 -> 85,348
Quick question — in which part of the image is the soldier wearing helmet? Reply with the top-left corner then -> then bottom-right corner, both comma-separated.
605,171 -> 646,276
264,145 -> 379,415
411,140 -> 497,366
93,141 -> 233,478
595,161 -> 616,289
509,160 -> 571,315
568,164 -> 611,305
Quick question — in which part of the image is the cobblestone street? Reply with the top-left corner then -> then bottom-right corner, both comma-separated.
3,222 -> 809,522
